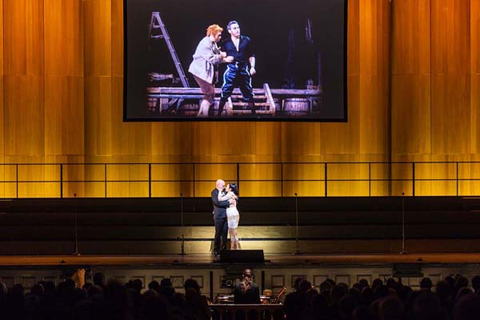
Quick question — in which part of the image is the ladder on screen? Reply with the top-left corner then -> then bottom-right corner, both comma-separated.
148,11 -> 190,88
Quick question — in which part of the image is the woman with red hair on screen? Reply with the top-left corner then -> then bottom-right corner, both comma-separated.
189,24 -> 233,117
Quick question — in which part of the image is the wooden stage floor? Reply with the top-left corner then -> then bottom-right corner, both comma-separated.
1,253 -> 480,268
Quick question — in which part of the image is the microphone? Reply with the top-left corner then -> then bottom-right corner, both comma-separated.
294,193 -> 297,196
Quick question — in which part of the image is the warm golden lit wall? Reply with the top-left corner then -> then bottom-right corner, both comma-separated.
0,0 -> 478,197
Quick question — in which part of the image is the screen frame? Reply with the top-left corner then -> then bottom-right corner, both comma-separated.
122,0 -> 349,123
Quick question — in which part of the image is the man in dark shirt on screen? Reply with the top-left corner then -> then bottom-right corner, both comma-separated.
217,21 -> 256,116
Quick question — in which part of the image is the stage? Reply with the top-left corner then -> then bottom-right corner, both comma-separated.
1,196 -> 480,294
1,253 -> 480,268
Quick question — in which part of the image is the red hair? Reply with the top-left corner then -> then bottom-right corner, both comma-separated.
206,24 -> 223,37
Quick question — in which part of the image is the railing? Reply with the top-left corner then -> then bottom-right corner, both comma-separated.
210,304 -> 284,320
1,161 -> 480,198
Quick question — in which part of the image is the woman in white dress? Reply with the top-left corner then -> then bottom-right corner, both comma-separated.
218,183 -> 240,249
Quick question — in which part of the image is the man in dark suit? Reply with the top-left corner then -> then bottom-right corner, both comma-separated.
211,179 -> 231,256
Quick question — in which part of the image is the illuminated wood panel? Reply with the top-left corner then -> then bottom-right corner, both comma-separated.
0,0 -> 479,197
431,0 -> 471,155
84,76 -> 113,157
44,0 -> 83,76
84,0 -> 112,77
4,0 -> 44,76
472,0 -> 480,154
4,76 -> 44,157
0,0 -> 3,197
44,76 -> 84,155
358,0 -> 390,156
112,0 -> 123,77
391,0 -> 431,195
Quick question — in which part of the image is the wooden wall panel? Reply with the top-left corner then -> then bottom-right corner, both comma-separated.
431,0 -> 470,75
359,0 -> 390,156
44,0 -> 84,158
431,0 -> 471,155
471,1 -> 480,155
84,0 -> 110,157
282,122 -> 321,161
44,76 -> 84,155
2,0 -> 480,197
254,123 -> 281,162
391,0 -> 430,75
111,0 -> 123,77
84,0 -> 111,77
0,0 -> 3,77
216,122 -> 256,161
391,0 -> 431,194
111,76 -> 151,158
391,0 -> 431,156
4,76 -> 44,157
0,0 -> 3,196
0,0 -> 3,155
44,0 -> 83,76
85,77 -> 113,157
3,0 -> 45,161
471,75 -> 480,155
391,75 -> 431,155
151,122 -> 192,161
4,0 -> 44,76
431,74 -> 470,154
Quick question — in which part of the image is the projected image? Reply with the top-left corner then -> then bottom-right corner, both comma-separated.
124,0 -> 346,121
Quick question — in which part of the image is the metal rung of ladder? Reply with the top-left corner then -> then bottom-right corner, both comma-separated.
149,12 -> 190,88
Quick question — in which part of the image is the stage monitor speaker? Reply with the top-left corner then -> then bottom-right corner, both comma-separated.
220,250 -> 265,263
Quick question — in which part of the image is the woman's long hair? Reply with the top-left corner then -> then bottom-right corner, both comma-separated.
228,183 -> 238,196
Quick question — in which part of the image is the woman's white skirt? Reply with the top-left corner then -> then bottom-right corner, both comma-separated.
227,207 -> 240,229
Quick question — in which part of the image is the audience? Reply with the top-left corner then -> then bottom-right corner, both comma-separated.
2,273 -> 480,320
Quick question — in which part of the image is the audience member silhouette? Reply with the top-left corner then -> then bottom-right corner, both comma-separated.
2,274 -> 480,320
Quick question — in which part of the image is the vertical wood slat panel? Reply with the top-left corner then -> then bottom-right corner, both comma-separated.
111,0 -> 123,77
84,0 -> 112,159
431,0 -> 470,75
0,0 -> 4,157
0,0 -> 4,197
391,0 -> 430,75
111,76 -> 151,158
359,0 -> 390,156
4,0 -> 45,159
44,0 -> 84,157
471,1 -> 480,158
4,0 -> 44,76
44,76 -> 84,155
4,76 -> 44,157
431,0 -> 470,154
44,0 -> 83,76
391,0 -> 431,195
216,122 -> 256,158
84,0 -> 111,77
0,0 -> 3,78
2,0 -> 480,197
391,0 -> 431,156
85,77 -> 112,156
473,0 -> 480,74
254,123 -> 281,162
